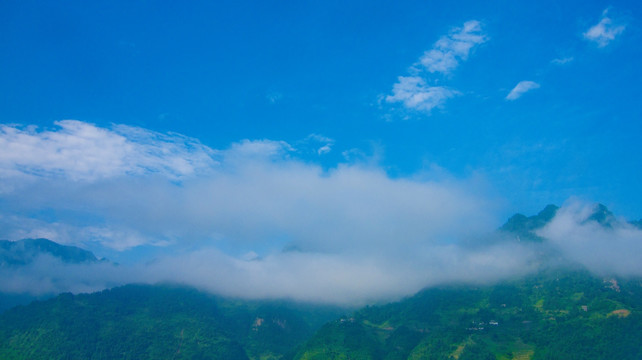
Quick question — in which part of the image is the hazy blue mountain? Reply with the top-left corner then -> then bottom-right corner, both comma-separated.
499,203 -> 630,242
0,238 -> 102,312
0,238 -> 99,267
584,203 -> 617,228
499,204 -> 559,242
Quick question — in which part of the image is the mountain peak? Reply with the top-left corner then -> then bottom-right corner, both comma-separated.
537,204 -> 559,222
584,203 -> 616,227
500,204 -> 559,242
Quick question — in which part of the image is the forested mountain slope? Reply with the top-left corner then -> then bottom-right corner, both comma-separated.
0,285 -> 344,360
294,203 -> 642,359
294,269 -> 642,360
1,204 -> 641,359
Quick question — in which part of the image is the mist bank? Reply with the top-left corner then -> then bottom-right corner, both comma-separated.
2,200 -> 641,306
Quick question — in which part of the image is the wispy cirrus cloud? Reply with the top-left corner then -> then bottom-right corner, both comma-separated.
551,57 -> 574,65
506,81 -> 540,101
386,76 -> 458,112
385,20 -> 487,114
583,9 -> 626,48
417,20 -> 488,74
0,120 -> 216,182
301,134 -> 335,155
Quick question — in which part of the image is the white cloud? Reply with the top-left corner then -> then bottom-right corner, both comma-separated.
4,130 -> 641,304
8,198 -> 642,304
266,91 -> 283,104
551,57 -> 574,65
385,20 -> 485,114
0,120 -> 217,182
134,242 -> 538,305
0,120 -> 522,304
506,81 -> 540,100
317,145 -> 332,155
6,123 -> 642,304
0,123 -> 496,255
0,256 -> 127,295
223,139 -> 294,162
386,76 -> 458,112
0,241 -> 539,306
301,134 -> 334,156
418,20 -> 488,74
538,200 -> 642,276
583,9 -> 626,47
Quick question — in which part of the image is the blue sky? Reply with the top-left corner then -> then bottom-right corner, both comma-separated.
1,1 -> 641,303
2,0 -> 640,217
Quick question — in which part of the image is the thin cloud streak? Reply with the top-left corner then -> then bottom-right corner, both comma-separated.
551,57 -> 574,65
506,81 -> 540,100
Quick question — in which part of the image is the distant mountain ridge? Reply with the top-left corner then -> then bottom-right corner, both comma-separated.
499,203 -> 641,242
0,238 -> 102,312
0,238 -> 99,267
584,203 -> 617,227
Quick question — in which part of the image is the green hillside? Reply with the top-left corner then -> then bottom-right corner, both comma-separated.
3,270 -> 641,359
2,205 -> 641,359
0,284 -> 344,360
294,269 -> 642,360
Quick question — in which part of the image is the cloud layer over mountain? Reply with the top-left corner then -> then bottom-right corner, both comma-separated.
1,121 -> 641,305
